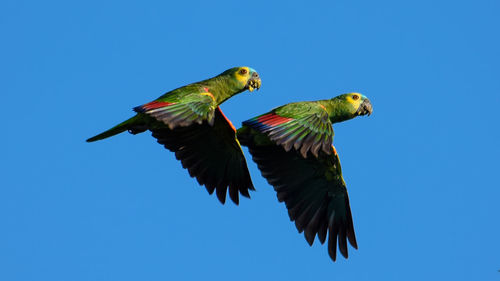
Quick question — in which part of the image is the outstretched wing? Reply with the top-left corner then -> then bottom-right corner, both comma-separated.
134,92 -> 217,129
242,105 -> 333,158
239,129 -> 357,261
151,107 -> 254,205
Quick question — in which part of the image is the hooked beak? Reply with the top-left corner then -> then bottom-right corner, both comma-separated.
246,71 -> 261,92
356,98 -> 373,116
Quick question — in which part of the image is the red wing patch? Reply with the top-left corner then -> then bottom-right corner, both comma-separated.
142,101 -> 175,110
243,112 -> 294,131
134,101 -> 176,113
257,113 -> 293,127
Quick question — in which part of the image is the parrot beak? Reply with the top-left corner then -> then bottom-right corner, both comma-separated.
356,99 -> 373,116
246,71 -> 261,92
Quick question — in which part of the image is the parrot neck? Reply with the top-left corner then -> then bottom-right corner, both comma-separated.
200,75 -> 244,105
318,99 -> 356,124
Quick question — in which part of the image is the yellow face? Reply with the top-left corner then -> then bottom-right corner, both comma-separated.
234,67 -> 251,85
343,92 -> 372,116
231,66 -> 261,92
345,92 -> 363,111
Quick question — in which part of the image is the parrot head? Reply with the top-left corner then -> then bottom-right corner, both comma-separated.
339,93 -> 372,116
221,66 -> 262,93
330,93 -> 373,122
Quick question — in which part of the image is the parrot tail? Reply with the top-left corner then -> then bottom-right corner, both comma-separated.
86,115 -> 147,142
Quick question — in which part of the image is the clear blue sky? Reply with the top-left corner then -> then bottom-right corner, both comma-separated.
1,0 -> 499,280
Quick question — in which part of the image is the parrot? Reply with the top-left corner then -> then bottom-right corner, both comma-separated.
237,93 -> 373,261
87,66 -> 261,205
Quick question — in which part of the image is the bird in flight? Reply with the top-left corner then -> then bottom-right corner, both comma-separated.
237,93 -> 372,261
87,67 -> 261,205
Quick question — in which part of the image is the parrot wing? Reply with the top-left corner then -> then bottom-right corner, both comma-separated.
239,132 -> 357,261
134,92 -> 217,130
150,107 -> 254,205
242,105 -> 333,158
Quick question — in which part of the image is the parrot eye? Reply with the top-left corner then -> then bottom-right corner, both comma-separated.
352,95 -> 360,100
239,69 -> 248,75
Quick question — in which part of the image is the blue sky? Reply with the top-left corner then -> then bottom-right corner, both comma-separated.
1,0 -> 499,280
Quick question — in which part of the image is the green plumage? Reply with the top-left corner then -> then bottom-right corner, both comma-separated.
87,67 -> 261,205
238,93 -> 373,261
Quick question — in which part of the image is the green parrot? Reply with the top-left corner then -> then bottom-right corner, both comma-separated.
87,66 -> 262,205
237,93 -> 372,261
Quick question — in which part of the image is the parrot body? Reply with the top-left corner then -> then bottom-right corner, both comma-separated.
87,67 -> 261,205
237,93 -> 372,261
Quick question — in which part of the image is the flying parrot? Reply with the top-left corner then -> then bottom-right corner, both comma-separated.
237,93 -> 372,261
87,66 -> 262,205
